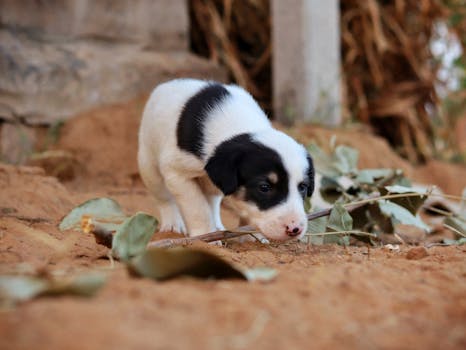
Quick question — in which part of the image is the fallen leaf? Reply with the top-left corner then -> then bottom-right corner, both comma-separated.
328,202 -> 353,232
45,272 -> 107,297
112,213 -> 158,261
59,198 -> 125,231
385,185 -> 428,195
385,185 -> 429,214
333,145 -> 359,175
444,216 -> 466,237
0,276 -> 48,304
305,215 -> 327,245
356,168 -> 394,184
443,237 -> 466,246
0,272 -> 106,306
308,143 -> 341,178
128,247 -> 246,281
378,200 -> 430,232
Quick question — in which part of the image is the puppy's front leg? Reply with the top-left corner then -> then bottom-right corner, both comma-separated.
164,173 -> 215,236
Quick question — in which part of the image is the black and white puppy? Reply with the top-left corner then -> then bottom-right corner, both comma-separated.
138,79 -> 314,241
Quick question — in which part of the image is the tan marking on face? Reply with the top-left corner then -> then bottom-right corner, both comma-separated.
233,186 -> 246,200
267,172 -> 278,184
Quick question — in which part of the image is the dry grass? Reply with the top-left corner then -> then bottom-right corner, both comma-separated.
189,0 -> 465,163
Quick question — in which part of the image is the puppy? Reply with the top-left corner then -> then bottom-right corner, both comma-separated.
138,79 -> 314,241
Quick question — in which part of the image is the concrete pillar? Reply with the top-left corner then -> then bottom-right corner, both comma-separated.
272,0 -> 341,126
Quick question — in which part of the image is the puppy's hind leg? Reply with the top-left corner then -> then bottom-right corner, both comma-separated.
138,155 -> 186,234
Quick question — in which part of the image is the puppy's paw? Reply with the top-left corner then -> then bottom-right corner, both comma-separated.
159,221 -> 187,235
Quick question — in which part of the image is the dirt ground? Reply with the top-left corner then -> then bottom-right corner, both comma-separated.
1,98 -> 465,350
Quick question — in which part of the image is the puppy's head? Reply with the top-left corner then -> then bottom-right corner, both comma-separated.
205,132 -> 314,241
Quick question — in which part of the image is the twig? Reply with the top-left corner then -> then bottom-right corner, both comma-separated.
81,217 -> 114,249
422,205 -> 453,217
148,227 -> 257,248
443,223 -> 466,238
304,230 -> 376,237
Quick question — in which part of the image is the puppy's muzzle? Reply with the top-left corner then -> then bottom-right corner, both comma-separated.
285,222 -> 304,237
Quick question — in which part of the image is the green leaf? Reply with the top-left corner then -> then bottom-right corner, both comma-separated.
356,169 -> 394,184
307,215 -> 328,234
59,198 -> 124,231
112,213 -> 158,261
327,202 -> 353,232
45,272 -> 107,297
351,202 -> 394,234
333,145 -> 359,175
385,185 -> 428,195
0,272 -> 106,305
378,200 -> 430,232
444,216 -> 466,237
308,143 -> 360,178
320,176 -> 343,204
308,143 -> 341,178
443,237 -> 466,246
323,233 -> 350,245
244,267 -> 278,282
0,276 -> 48,303
460,188 -> 466,216
385,185 -> 429,215
305,215 -> 328,245
128,247 -> 246,281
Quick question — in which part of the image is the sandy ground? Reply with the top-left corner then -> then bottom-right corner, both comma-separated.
0,98 -> 465,350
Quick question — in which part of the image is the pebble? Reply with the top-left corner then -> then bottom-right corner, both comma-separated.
406,246 -> 429,260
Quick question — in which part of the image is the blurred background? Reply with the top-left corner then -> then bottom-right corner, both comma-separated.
0,0 -> 465,169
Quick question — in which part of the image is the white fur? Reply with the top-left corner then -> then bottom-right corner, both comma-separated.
138,79 -> 310,240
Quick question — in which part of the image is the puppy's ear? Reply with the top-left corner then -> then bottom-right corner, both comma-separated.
205,143 -> 243,195
306,154 -> 315,197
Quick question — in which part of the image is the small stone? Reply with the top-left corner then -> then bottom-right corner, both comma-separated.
28,150 -> 77,181
1,123 -> 36,164
406,246 -> 429,260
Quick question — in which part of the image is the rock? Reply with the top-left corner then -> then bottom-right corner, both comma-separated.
0,0 -> 188,50
27,150 -> 78,181
0,163 -> 73,220
405,246 -> 429,260
0,30 -> 225,125
0,122 -> 36,164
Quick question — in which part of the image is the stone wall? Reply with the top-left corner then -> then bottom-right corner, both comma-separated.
0,0 -> 188,50
0,0 -> 225,126
0,0 -> 225,163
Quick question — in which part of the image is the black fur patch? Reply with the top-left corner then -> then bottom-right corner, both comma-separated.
306,154 -> 315,197
177,83 -> 231,158
205,134 -> 289,210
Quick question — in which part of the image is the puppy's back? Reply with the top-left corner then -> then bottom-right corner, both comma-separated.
139,79 -> 208,147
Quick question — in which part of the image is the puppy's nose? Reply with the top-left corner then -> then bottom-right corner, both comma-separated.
286,225 -> 302,237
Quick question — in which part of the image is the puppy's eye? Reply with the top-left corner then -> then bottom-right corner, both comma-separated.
298,182 -> 308,194
258,182 -> 272,193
